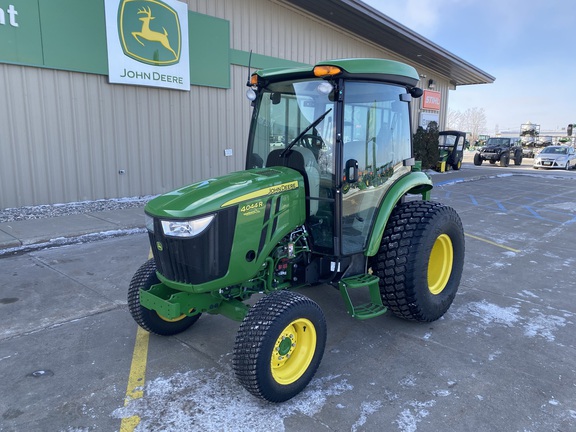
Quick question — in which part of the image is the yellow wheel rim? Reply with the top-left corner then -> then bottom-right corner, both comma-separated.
158,314 -> 187,323
158,309 -> 195,322
428,234 -> 454,295
270,318 -> 317,385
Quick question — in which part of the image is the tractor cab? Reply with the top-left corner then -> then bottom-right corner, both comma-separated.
437,130 -> 466,171
246,59 -> 424,262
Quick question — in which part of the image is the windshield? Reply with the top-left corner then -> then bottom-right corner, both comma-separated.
247,79 -> 335,173
439,135 -> 456,149
541,146 -> 567,155
486,138 -> 510,146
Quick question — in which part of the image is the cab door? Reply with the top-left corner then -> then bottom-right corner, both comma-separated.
339,82 -> 413,255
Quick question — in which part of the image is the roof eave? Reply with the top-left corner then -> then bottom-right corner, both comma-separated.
279,0 -> 495,87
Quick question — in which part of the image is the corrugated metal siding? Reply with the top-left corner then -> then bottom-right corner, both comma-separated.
0,63 -> 251,208
0,0 -> 449,208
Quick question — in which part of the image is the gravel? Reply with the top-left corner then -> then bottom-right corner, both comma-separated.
0,196 -> 155,223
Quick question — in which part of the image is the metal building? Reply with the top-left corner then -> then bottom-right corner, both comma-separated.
0,0 -> 494,208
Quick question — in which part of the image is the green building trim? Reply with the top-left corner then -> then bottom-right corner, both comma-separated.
0,0 -> 306,89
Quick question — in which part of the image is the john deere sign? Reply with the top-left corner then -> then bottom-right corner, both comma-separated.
105,0 -> 190,90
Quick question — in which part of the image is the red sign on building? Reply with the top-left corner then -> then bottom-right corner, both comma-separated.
422,90 -> 441,111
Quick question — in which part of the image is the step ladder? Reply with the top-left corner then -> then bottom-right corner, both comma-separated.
338,274 -> 387,320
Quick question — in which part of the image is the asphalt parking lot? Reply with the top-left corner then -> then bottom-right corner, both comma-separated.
1,155 -> 576,432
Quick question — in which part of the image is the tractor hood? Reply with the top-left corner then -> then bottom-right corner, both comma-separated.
145,167 -> 304,219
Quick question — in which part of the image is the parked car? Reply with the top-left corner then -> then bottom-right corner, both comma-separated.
533,145 -> 576,170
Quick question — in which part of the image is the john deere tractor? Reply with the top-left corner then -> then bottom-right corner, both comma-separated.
128,58 -> 465,402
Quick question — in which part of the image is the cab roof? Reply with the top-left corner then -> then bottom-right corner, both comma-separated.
253,58 -> 420,87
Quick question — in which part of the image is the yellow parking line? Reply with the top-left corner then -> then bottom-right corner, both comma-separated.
465,233 -> 521,253
120,325 -> 150,431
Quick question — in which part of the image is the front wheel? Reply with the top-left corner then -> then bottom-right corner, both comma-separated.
473,153 -> 482,166
128,259 -> 201,335
368,201 -> 465,322
499,154 -> 509,167
233,290 -> 327,402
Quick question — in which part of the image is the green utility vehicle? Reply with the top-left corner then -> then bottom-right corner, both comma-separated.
436,130 -> 466,171
128,58 -> 465,402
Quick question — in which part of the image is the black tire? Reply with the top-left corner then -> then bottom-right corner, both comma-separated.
452,160 -> 462,170
489,159 -> 496,165
233,290 -> 327,402
128,259 -> 200,335
473,153 -> 482,166
514,152 -> 523,165
499,154 -> 509,167
368,201 -> 464,322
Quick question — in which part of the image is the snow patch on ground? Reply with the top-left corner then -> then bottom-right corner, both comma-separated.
0,228 -> 146,256
0,196 -> 154,223
463,300 -> 520,328
112,367 -> 353,432
523,310 -> 567,342
544,201 -> 576,212
395,400 -> 436,432
351,400 -> 383,432
450,300 -> 568,342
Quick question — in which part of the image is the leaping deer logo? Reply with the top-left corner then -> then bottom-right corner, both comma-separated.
132,6 -> 177,59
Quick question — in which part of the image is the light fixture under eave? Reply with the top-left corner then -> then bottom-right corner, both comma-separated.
427,79 -> 436,90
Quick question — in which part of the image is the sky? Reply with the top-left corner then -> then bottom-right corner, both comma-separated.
363,0 -> 576,134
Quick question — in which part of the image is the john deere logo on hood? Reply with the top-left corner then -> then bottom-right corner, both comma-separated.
118,0 -> 181,66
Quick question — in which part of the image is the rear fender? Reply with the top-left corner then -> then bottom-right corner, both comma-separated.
365,171 -> 433,257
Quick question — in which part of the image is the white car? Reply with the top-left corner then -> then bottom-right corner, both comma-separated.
533,145 -> 576,170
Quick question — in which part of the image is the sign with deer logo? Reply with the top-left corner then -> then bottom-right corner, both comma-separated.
105,0 -> 190,90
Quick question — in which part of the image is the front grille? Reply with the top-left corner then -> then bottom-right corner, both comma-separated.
149,206 -> 238,285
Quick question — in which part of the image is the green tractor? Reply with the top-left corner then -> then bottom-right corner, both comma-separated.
436,130 -> 466,172
128,58 -> 465,402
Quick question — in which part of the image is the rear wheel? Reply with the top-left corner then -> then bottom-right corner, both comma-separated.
452,160 -> 462,170
128,259 -> 201,335
233,290 -> 326,402
499,154 -> 509,167
368,201 -> 464,322
514,152 -> 523,165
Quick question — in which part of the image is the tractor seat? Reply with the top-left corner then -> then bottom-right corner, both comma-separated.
266,147 -> 320,215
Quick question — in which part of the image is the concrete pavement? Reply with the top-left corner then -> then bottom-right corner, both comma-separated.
1,158 -> 576,431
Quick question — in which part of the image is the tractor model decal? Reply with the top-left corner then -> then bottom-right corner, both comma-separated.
222,181 -> 299,207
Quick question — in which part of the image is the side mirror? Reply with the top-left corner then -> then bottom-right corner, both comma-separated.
271,92 -> 281,104
409,87 -> 423,98
345,159 -> 359,183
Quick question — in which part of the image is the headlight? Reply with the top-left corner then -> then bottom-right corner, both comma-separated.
161,215 -> 215,238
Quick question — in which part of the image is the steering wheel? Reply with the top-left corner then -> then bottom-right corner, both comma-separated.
300,134 -> 324,152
